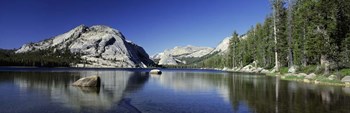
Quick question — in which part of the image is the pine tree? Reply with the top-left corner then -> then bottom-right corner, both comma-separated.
271,0 -> 287,71
229,31 -> 240,68
287,0 -> 295,67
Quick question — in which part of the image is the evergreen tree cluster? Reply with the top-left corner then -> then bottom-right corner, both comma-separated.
197,0 -> 350,74
228,0 -> 350,72
0,48 -> 82,67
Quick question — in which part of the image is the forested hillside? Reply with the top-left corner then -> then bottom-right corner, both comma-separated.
198,0 -> 350,75
0,48 -> 81,67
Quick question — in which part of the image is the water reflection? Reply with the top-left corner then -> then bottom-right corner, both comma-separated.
1,69 -> 350,113
2,71 -> 149,112
153,71 -> 350,113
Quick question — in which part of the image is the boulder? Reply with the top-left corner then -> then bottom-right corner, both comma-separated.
341,76 -> 350,83
260,69 -> 270,74
288,65 -> 298,73
305,73 -> 316,79
255,68 -> 264,73
314,80 -> 320,84
297,73 -> 307,77
281,76 -> 286,79
73,75 -> 101,87
270,69 -> 276,73
241,65 -> 253,72
328,75 -> 337,80
150,69 -> 162,74
304,79 -> 311,83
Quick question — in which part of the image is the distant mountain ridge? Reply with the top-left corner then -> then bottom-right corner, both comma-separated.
210,37 -> 231,54
152,45 -> 213,65
152,35 -> 238,66
16,25 -> 155,68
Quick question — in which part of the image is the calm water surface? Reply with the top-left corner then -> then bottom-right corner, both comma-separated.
0,67 -> 350,113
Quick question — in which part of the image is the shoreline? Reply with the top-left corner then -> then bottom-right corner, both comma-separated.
267,73 -> 347,87
223,68 -> 349,87
1,66 -> 348,87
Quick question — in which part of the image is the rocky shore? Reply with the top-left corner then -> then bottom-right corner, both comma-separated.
219,64 -> 350,87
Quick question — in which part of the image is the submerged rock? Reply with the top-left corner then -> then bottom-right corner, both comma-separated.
73,75 -> 101,87
150,69 -> 162,74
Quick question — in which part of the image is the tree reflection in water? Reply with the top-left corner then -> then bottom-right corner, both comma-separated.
1,70 -> 350,113
153,71 -> 350,113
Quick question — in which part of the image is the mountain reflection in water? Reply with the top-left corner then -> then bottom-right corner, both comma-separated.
0,68 -> 350,113
7,70 -> 149,112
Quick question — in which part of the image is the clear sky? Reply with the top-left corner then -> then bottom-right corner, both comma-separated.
0,0 -> 271,55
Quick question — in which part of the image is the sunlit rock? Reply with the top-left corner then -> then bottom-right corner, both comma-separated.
305,73 -> 316,79
73,75 -> 101,87
150,69 -> 162,74
328,75 -> 337,80
341,76 -> 350,85
288,65 -> 298,73
15,25 -> 155,68
297,73 -> 307,77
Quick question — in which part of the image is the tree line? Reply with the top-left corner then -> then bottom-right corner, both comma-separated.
0,48 -> 82,67
196,0 -> 350,75
229,0 -> 350,73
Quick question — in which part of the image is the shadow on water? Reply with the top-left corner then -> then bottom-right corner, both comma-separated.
0,70 -> 149,112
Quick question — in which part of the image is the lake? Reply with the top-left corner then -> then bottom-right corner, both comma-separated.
0,67 -> 350,113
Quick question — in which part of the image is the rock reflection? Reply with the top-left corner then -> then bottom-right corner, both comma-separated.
9,71 -> 149,111
76,87 -> 100,94
2,70 -> 350,113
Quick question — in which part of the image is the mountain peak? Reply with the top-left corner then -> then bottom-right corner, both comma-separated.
210,36 -> 231,54
152,45 -> 213,65
15,25 -> 154,68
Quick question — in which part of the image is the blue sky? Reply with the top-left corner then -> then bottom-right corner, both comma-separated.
0,0 -> 271,55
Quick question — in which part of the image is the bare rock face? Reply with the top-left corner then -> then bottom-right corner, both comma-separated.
73,76 -> 101,87
16,25 -> 155,68
152,45 -> 213,65
210,37 -> 231,54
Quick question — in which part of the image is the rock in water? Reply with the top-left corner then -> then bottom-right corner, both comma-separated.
73,76 -> 101,87
150,69 -> 162,74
